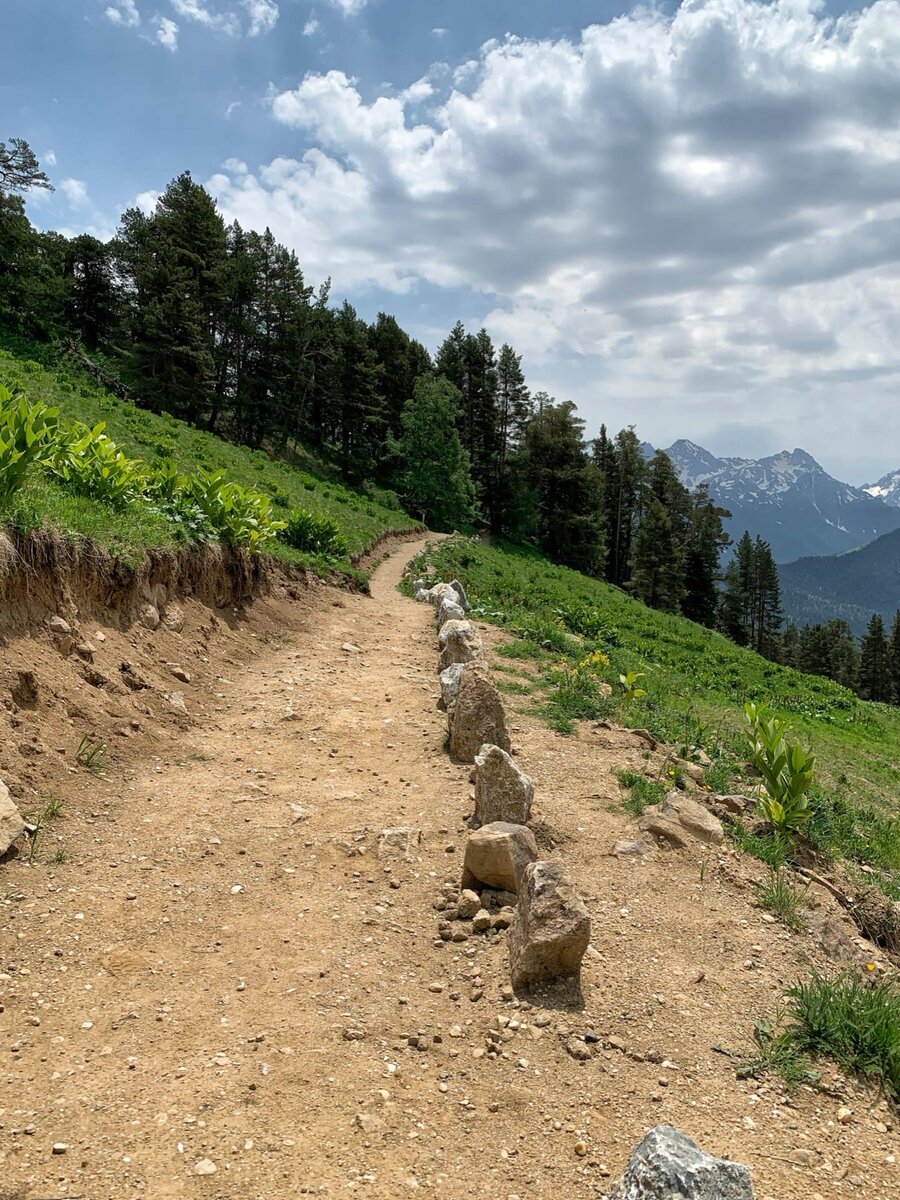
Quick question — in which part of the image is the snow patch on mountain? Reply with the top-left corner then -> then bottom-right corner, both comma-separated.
863,468 -> 900,508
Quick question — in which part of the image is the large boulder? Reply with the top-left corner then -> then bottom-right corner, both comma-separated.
436,596 -> 466,630
438,620 -> 483,672
508,860 -> 590,993
610,1126 -> 754,1199
438,662 -> 465,713
0,780 -> 26,856
461,821 -> 538,894
473,743 -> 533,827
448,662 -> 509,762
638,792 -> 724,849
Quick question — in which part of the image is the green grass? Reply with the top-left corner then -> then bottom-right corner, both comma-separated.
743,973 -> 900,1104
0,335 -> 419,573
616,769 -> 668,816
757,868 -> 810,931
410,535 -> 900,897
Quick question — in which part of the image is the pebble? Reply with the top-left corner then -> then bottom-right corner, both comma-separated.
429,982 -> 444,993
574,1140 -> 587,1157
837,1105 -> 853,1124
194,1158 -> 217,1175
51,1143 -> 69,1155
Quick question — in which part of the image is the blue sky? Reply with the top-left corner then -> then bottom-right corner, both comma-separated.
6,0 -> 900,484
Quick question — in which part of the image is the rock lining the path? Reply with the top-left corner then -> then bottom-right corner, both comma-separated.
473,743 -> 534,827
508,859 -> 591,994
0,779 -> 26,856
448,662 -> 510,762
461,821 -> 538,894
638,792 -> 724,848
609,1125 -> 755,1199
438,620 -> 484,672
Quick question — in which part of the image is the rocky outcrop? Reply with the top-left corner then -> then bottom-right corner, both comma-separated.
0,780 -> 26,856
473,743 -> 533,827
610,1126 -> 754,1199
448,662 -> 509,762
638,792 -> 724,848
461,821 -> 538,894
508,859 -> 591,993
438,620 -> 483,672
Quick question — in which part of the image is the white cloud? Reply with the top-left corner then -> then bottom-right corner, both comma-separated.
225,100 -> 242,118
242,0 -> 278,36
61,178 -> 90,207
209,0 -> 900,479
44,150 -> 57,167
170,0 -> 239,35
156,15 -> 179,50
327,0 -> 367,15
104,0 -> 140,27
135,189 -> 161,214
432,27 -> 447,38
303,17 -> 320,37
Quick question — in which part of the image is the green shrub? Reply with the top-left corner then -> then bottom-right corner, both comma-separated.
48,420 -> 147,508
0,385 -> 60,502
757,869 -> 810,931
187,470 -> 285,551
280,509 -> 348,558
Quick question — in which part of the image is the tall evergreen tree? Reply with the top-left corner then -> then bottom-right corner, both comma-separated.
393,376 -> 475,530
889,610 -> 900,704
514,401 -> 605,575
630,450 -> 691,612
64,234 -> 119,349
604,427 -> 646,588
859,613 -> 892,702
681,485 -> 731,627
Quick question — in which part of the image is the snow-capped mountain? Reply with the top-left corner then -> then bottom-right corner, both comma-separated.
863,467 -> 900,508
663,440 -> 900,562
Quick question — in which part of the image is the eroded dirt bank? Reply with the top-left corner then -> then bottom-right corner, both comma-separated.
0,539 -> 896,1200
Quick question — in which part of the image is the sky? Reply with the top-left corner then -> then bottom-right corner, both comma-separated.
6,0 -> 900,485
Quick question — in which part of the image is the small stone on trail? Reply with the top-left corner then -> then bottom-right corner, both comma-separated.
456,888 -> 481,919
194,1158 -> 217,1175
51,1143 -> 69,1155
171,667 -> 191,683
341,642 -> 362,654
49,615 -> 72,636
566,1037 -> 592,1062
472,908 -> 492,933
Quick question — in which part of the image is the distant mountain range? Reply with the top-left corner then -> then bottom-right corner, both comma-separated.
864,467 -> 900,508
779,527 -> 900,636
661,440 -> 900,563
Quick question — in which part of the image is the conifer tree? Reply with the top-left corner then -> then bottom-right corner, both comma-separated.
681,485 -> 731,627
394,376 -> 475,530
859,613 -> 892,702
630,450 -> 690,612
605,428 -> 646,588
889,610 -> 900,704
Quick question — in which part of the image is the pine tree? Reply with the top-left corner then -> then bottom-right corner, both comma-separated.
681,485 -> 731,627
630,450 -> 691,612
64,234 -> 119,349
781,622 -> 800,668
754,536 -> 783,660
0,137 -> 52,192
394,377 -> 475,530
859,613 -> 892,702
889,610 -> 900,704
494,343 -> 532,528
514,401 -> 605,575
605,428 -> 646,587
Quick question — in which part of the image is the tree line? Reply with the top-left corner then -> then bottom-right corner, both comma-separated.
779,612 -> 900,706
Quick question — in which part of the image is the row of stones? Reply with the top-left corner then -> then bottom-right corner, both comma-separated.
413,576 -> 591,999
412,572 -> 756,1199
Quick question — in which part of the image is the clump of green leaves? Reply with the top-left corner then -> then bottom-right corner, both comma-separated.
187,470 -> 285,551
0,384 -> 59,502
745,701 -> 815,840
48,420 -> 148,508
738,1013 -> 821,1089
758,868 -> 810,931
281,509 -> 348,558
619,669 -> 647,701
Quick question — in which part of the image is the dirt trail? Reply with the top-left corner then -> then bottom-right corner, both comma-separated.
1,538 -> 897,1199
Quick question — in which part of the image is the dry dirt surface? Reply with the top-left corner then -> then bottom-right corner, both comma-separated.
1,537 -> 898,1200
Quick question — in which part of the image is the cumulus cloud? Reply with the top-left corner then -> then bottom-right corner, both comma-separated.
170,0 -> 239,34
208,0 -> 900,478
104,0 -> 140,27
61,178 -> 90,207
303,17 -> 320,36
243,0 -> 278,36
156,15 -> 179,49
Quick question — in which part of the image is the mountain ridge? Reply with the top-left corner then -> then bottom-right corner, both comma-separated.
661,440 -> 900,562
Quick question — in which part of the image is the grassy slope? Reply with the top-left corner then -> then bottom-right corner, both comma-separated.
0,338 -> 419,571
416,537 -> 900,893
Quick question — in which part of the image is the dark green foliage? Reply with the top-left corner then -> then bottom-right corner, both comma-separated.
281,510 -> 347,558
720,532 -> 783,657
890,611 -> 900,705
859,613 -> 893,703
393,376 -> 476,531
0,137 -> 52,193
629,450 -> 691,613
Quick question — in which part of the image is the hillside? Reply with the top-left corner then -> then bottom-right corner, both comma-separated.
664,439 -> 900,562
780,528 -> 900,636
0,337 -> 419,574
1,537 -> 898,1199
